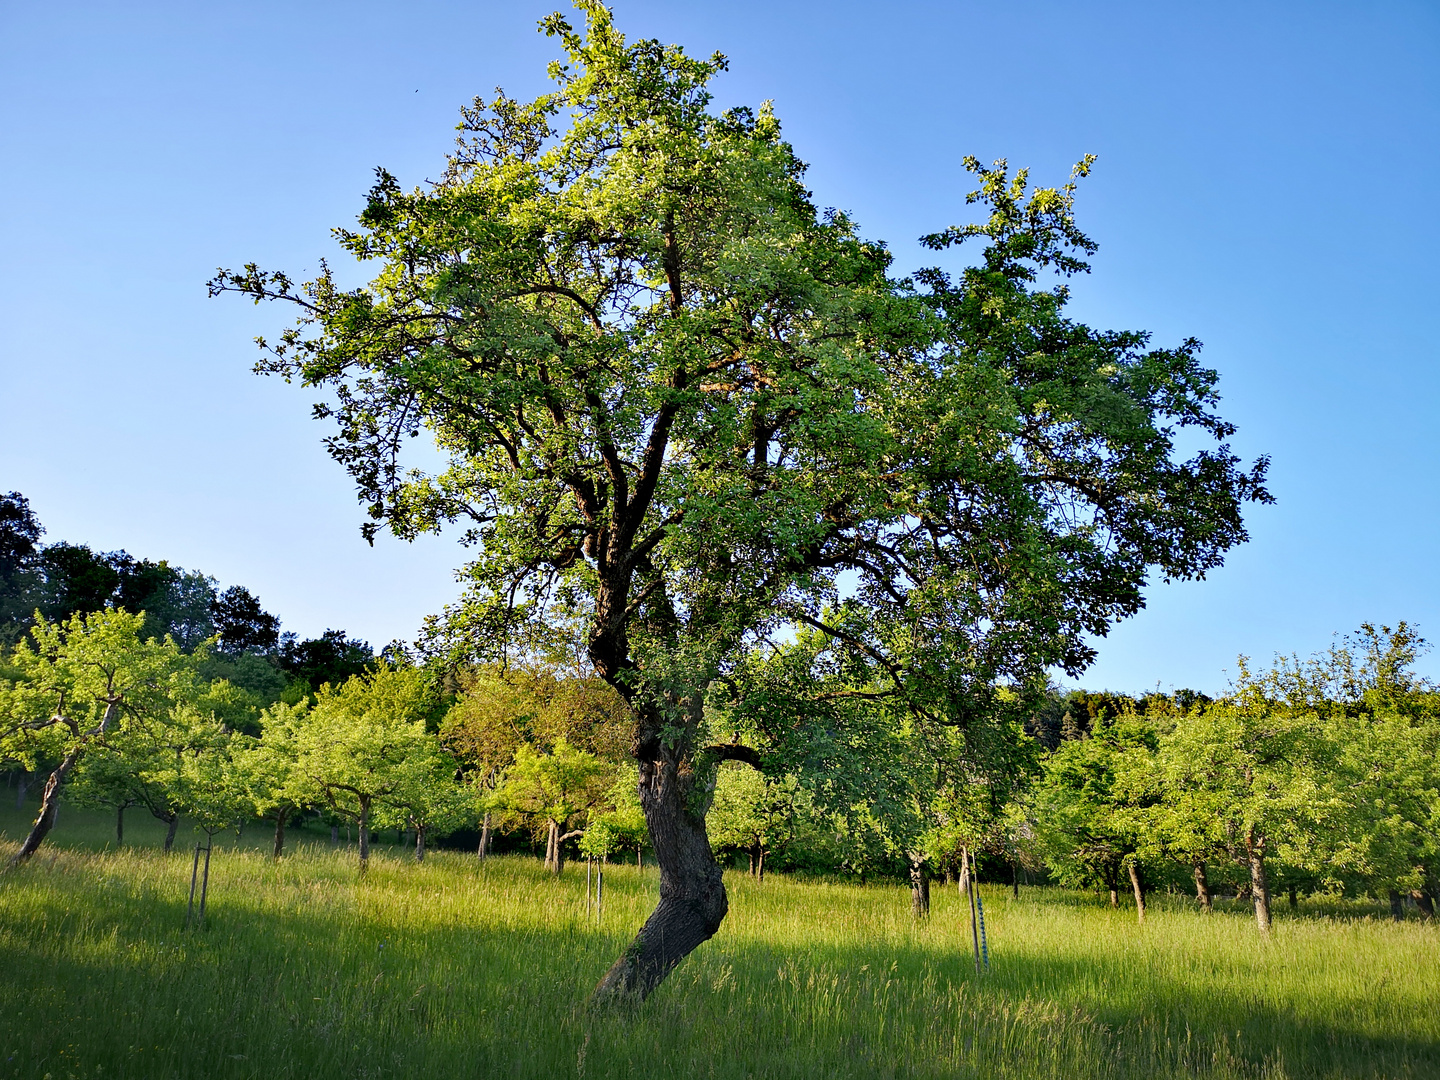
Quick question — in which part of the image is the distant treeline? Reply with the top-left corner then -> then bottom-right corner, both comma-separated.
0,491 -> 375,726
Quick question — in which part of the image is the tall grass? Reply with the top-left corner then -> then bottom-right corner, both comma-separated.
0,801 -> 1435,1080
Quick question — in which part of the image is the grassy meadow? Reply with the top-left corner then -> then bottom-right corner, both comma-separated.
0,800 -> 1436,1080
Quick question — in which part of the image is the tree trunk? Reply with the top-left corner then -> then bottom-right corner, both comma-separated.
1012,859 -> 1020,899
1246,827 -> 1271,934
1389,889 -> 1404,922
755,846 -> 764,883
478,811 -> 491,859
747,848 -> 755,876
637,844 -> 642,872
544,819 -> 559,874
910,861 -> 930,917
357,796 -> 371,869
1105,859 -> 1119,908
591,753 -> 727,1003
1193,860 -> 1212,910
331,823 -> 339,844
415,824 -> 426,862
272,808 -> 288,858
163,813 -> 179,854
9,746 -> 82,866
957,847 -> 970,896
1287,884 -> 1298,910
1413,889 -> 1434,919
116,805 -> 125,846
1127,859 -> 1146,924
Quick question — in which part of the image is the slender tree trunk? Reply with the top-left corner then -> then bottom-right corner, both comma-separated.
1128,859 -> 1146,924
1246,827 -> 1271,934
1389,889 -> 1404,922
910,861 -> 931,918
637,844 -> 642,872
1012,859 -> 1019,899
592,751 -> 728,1003
958,847 -> 970,896
331,823 -> 339,844
544,819 -> 559,874
163,813 -> 179,854
199,839 -> 212,922
415,824 -> 426,862
756,846 -> 764,883
478,811 -> 491,859
9,746 -> 83,866
116,805 -> 125,846
747,849 -> 755,876
272,808 -> 289,859
1193,860 -> 1212,910
1287,884 -> 1298,910
357,796 -> 371,869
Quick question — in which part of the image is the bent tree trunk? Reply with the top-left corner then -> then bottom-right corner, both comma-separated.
9,747 -> 83,866
1193,860 -> 1212,910
162,812 -> 179,854
1127,859 -> 1146,924
1246,826 -> 1271,934
592,753 -> 727,1002
478,811 -> 491,859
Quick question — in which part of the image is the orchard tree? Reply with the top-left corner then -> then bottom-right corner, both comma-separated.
442,662 -> 631,855
0,610 -> 195,864
291,664 -> 437,869
490,738 -> 612,874
234,701 -> 313,857
1031,714 -> 1161,921
212,3 -> 1269,998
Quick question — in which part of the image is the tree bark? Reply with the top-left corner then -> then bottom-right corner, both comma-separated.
910,861 -> 930,917
1413,888 -> 1434,919
1012,859 -> 1020,899
1127,859 -> 1146,924
1389,889 -> 1404,922
591,752 -> 728,1003
357,795 -> 371,869
1287,884 -> 1298,910
272,808 -> 289,858
1246,826 -> 1271,934
756,846 -> 764,883
544,819 -> 559,874
1193,860 -> 1212,910
478,811 -> 491,859
957,847 -> 970,896
163,813 -> 179,854
331,823 -> 339,844
9,746 -> 82,866
415,824 -> 426,862
1105,859 -> 1119,908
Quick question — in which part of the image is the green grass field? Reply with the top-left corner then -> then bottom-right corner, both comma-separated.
1,800 -> 1435,1080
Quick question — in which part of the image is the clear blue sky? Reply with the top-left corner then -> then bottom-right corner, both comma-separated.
2,1 -> 1437,692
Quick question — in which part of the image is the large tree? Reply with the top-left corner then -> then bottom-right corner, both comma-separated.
211,3 -> 1269,999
